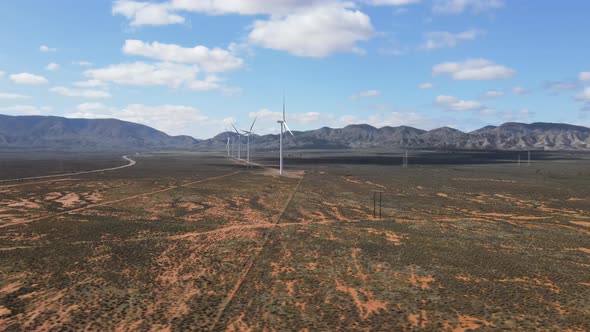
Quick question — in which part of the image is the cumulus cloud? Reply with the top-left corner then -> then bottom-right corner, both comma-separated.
351,89 -> 380,98
73,61 -> 93,67
481,90 -> 504,99
10,73 -> 49,85
0,105 -> 52,115
576,87 -> 590,102
46,63 -> 60,71
432,59 -> 515,80
122,40 -> 243,72
85,62 -> 231,92
39,45 -> 57,52
248,108 -> 335,125
248,4 -> 373,57
364,0 -> 420,5
511,86 -> 529,95
74,80 -> 108,88
579,72 -> 590,82
66,103 -> 232,138
433,0 -> 503,15
170,0 -> 340,16
112,0 -> 185,26
423,29 -> 483,50
418,82 -> 434,89
435,95 -> 482,111
545,81 -> 578,93
49,87 -> 112,99
0,93 -> 31,100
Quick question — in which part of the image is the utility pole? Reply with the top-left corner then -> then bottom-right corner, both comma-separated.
528,151 -> 531,166
372,190 -> 384,219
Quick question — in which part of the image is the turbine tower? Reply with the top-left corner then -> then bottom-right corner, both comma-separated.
277,94 -> 294,175
240,116 -> 258,166
226,136 -> 230,157
231,123 -> 241,160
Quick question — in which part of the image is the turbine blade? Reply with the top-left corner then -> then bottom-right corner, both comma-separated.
284,121 -> 294,136
231,123 -> 239,134
282,93 -> 286,121
250,116 -> 257,132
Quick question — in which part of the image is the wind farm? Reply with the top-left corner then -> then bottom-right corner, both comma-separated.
2,0 -> 590,330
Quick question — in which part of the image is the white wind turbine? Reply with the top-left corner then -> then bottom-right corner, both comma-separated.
277,95 -> 294,175
240,116 -> 258,166
231,123 -> 241,160
226,136 -> 231,157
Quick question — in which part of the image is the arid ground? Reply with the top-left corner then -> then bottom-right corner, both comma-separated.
0,151 -> 589,331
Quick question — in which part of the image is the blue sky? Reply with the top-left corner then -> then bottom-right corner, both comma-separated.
0,0 -> 589,138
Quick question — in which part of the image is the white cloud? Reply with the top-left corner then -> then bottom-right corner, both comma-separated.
248,108 -> 335,125
10,73 -> 49,85
39,45 -> 57,52
74,80 -> 108,88
85,62 -> 232,92
0,93 -> 31,100
351,89 -> 380,98
66,103 -> 230,138
170,0 -> 339,16
481,90 -> 504,98
248,4 -> 373,57
46,63 -> 60,71
433,0 -> 503,15
576,87 -> 590,102
435,95 -> 482,111
122,40 -> 243,72
49,87 -> 112,99
545,81 -> 577,92
432,59 -> 515,80
73,61 -> 93,67
579,72 -> 590,82
112,0 -> 185,26
418,82 -> 433,89
423,29 -> 482,50
0,105 -> 52,115
512,86 -> 529,95
364,0 -> 420,5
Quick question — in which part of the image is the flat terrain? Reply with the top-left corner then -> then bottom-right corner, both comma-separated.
0,151 -> 589,331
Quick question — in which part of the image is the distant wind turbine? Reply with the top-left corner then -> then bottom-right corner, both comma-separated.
240,116 -> 258,166
231,123 -> 241,160
278,94 -> 294,175
226,136 -> 231,157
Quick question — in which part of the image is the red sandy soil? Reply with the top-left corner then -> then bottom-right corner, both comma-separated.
55,193 -> 82,208
445,313 -> 495,332
408,310 -> 428,329
407,266 -> 435,290
570,221 -> 590,228
334,279 -> 387,320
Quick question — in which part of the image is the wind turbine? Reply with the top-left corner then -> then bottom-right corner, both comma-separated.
277,94 -> 294,175
226,136 -> 231,157
241,116 -> 258,166
231,123 -> 241,160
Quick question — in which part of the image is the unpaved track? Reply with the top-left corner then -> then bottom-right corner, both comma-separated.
0,155 -> 137,184
209,173 -> 306,331
0,170 -> 241,229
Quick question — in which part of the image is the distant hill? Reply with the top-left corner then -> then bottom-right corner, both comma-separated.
202,122 -> 590,151
0,114 -> 199,150
1,114 -> 589,151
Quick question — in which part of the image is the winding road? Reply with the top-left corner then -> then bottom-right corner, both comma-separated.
0,155 -> 137,184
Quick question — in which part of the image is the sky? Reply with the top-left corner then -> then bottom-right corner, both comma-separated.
0,0 -> 589,139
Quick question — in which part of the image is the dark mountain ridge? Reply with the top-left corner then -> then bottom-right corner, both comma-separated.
0,114 -> 199,150
1,114 -> 589,151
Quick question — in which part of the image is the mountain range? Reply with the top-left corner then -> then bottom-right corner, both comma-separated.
1,114 -> 589,151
